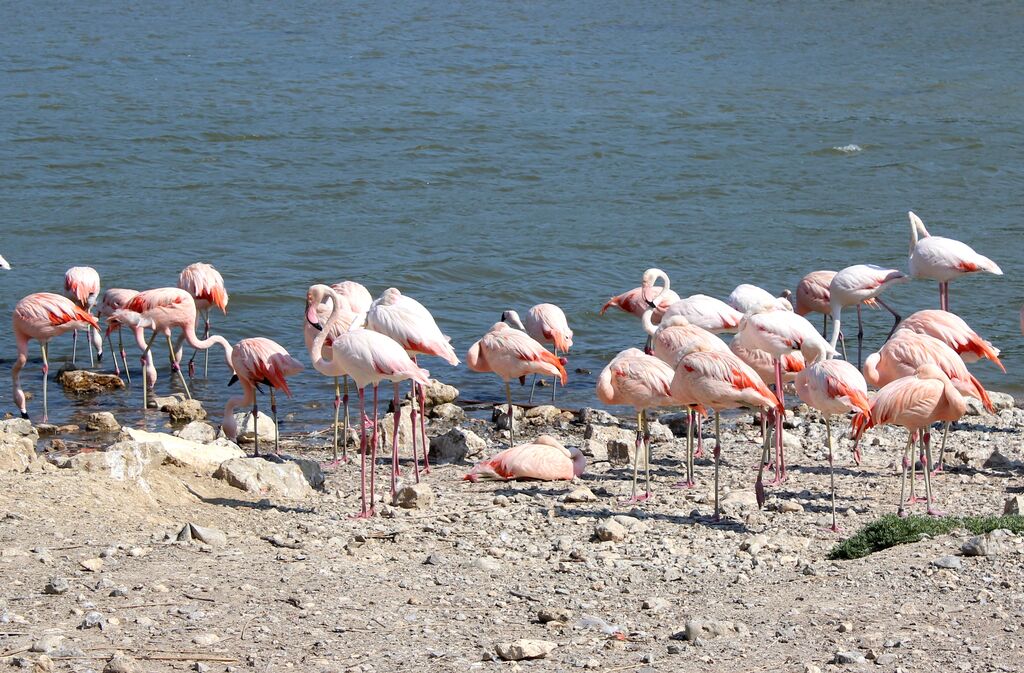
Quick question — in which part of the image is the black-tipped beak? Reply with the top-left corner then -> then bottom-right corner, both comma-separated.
646,299 -> 658,309
228,374 -> 238,387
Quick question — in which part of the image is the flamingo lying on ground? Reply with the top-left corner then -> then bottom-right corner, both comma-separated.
222,337 -> 303,456
464,435 -> 585,482
64,266 -> 103,367
908,211 -> 1003,312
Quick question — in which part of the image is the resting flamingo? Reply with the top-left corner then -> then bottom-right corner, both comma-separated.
794,359 -> 871,531
222,337 -> 303,456
852,364 -> 966,516
794,270 -> 836,336
97,288 -> 139,381
178,262 -> 229,378
12,293 -> 100,422
307,284 -> 431,516
827,264 -> 907,369
727,284 -> 792,314
523,303 -> 573,402
595,348 -> 677,501
600,267 -> 680,318
464,435 -> 585,482
64,266 -> 103,367
656,294 -> 743,334
908,211 -> 1003,312
466,322 -> 567,447
896,309 -> 1004,371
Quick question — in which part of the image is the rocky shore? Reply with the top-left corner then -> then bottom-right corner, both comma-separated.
1,378 -> 1023,673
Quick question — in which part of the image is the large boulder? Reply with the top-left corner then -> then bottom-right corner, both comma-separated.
0,419 -> 39,471
429,427 -> 487,464
378,406 -> 416,448
123,428 -> 244,475
213,457 -> 315,500
176,421 -> 218,443
49,441 -> 166,481
56,369 -> 125,395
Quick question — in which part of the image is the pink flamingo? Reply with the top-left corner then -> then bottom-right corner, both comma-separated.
730,330 -> 805,386
366,288 -> 458,476
896,309 -> 1004,371
827,264 -> 907,369
112,288 -> 233,410
97,288 -> 140,381
64,266 -> 103,367
794,359 -> 871,530
178,262 -> 229,378
595,348 -> 677,501
670,347 -> 782,518
656,294 -> 743,334
852,364 -> 966,516
794,270 -> 837,336
306,284 -> 431,517
222,337 -> 303,456
464,435 -> 585,482
908,211 -> 1003,312
12,293 -> 100,422
522,303 -> 573,402
466,322 -> 567,447
727,284 -> 792,314
600,268 -> 680,318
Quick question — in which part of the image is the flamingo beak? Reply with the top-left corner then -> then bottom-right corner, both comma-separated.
228,374 -> 238,387
305,301 -> 323,331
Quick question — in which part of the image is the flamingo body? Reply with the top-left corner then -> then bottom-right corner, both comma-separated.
524,303 -> 573,353
366,288 -> 458,365
467,322 -> 567,384
465,436 -> 585,482
908,212 -> 1003,283
178,262 -> 229,314
794,270 -> 836,317
897,309 -> 1003,371
728,284 -> 792,314
658,294 -> 743,334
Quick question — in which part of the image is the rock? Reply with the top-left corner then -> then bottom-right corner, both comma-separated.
123,428 -> 244,475
833,651 -> 867,665
525,405 -> 562,424
33,655 -> 54,673
683,619 -> 749,641
49,441 -> 165,481
721,490 -> 758,511
578,407 -> 617,425
429,403 -> 465,422
424,552 -> 447,566
657,412 -> 694,437
1004,495 -> 1024,515
582,439 -> 607,461
81,611 -> 104,629
429,427 -> 487,464
961,534 -> 1001,558
176,523 -> 228,547
192,632 -> 220,646
473,557 -> 501,572
213,458 -> 315,500
276,454 -> 326,490
779,500 -> 804,513
931,555 -> 961,570
103,653 -> 139,673
642,597 -> 670,613
495,639 -> 557,661
79,558 -> 104,573
394,483 -> 434,509
647,420 -> 674,442
989,391 -> 1015,411
607,440 -> 632,465
781,430 -> 802,452
594,518 -> 627,542
421,380 -> 459,408
564,486 -> 598,503
84,412 -> 120,433
838,621 -> 854,633
537,607 -> 571,624
56,369 -> 125,395
44,577 -> 70,595
164,399 -> 207,424
875,653 -> 897,666
30,634 -> 64,653
232,411 -> 276,443
176,421 -> 218,443
584,423 -> 635,446
378,407 -> 416,448
0,419 -> 39,472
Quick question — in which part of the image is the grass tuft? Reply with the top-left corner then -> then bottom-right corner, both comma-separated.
828,514 -> 1024,560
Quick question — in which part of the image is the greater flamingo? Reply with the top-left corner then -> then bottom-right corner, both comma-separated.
794,270 -> 836,336
727,284 -> 792,314
794,359 -> 871,530
670,347 -> 782,518
852,364 -> 966,516
827,264 -> 907,369
464,435 -> 585,482
64,266 -> 103,367
523,303 -> 573,402
896,309 -> 1004,371
222,337 -> 303,456
656,294 -> 744,334
307,284 -> 431,516
466,322 -> 567,447
97,288 -> 140,381
595,348 -> 677,501
600,268 -> 680,318
908,211 -> 1003,312
178,262 -> 229,377
12,293 -> 100,422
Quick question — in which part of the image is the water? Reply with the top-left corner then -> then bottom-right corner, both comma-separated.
2,1 -> 1022,433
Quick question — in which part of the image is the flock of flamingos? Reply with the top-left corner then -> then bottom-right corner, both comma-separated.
4,211 -> 1023,523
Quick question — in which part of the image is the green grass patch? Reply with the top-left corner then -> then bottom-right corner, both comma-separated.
828,514 -> 1024,560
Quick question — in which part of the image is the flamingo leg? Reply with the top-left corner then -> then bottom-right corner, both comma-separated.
643,409 -> 652,497
923,432 -> 944,516
674,409 -> 695,489
72,329 -> 78,367
391,383 -> 402,499
855,304 -> 864,371
41,342 -> 50,423
694,412 -> 704,459
342,375 -> 350,464
357,387 -> 368,517
933,422 -> 949,474
713,411 -> 721,521
166,333 -> 192,400
629,410 -> 642,501
409,380 -> 421,482
107,332 -> 120,376
141,330 -> 159,410
117,329 -> 131,384
368,384 -> 379,516
874,297 -> 901,341
551,346 -> 558,404
897,433 -> 913,517
772,359 -> 786,484
87,327 -> 95,368
755,413 -> 770,508
826,416 -> 839,532
528,374 -> 538,403
270,387 -> 280,455
505,381 -> 515,448
332,377 -> 341,463
252,394 -> 260,458
821,313 -> 827,338
203,312 -> 211,378
418,377 -> 430,473
907,432 -> 920,504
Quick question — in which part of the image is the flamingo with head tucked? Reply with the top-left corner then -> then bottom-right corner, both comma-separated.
64,266 -> 103,367
465,435 -> 585,482
727,284 -> 792,314
908,211 -> 1003,312
794,270 -> 836,336
523,303 -> 573,402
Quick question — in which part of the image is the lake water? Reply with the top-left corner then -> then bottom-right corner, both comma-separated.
2,1 -> 1022,433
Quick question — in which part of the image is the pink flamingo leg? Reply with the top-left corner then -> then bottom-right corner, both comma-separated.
354,387 -> 369,518
367,384 -> 379,517
418,375 -> 431,474
409,380 -> 421,483
391,383 -> 402,500
694,412 -> 705,459
771,359 -> 786,485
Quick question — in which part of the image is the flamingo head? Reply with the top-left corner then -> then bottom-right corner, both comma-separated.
305,284 -> 334,330
501,310 -> 525,330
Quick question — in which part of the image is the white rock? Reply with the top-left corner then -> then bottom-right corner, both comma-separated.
213,458 -> 315,500
495,639 -> 557,661
123,428 -> 244,476
232,411 -> 277,443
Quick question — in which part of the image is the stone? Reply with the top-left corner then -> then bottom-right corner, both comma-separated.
473,557 -> 501,572
781,430 -> 802,452
44,577 -> 69,595
833,651 -> 867,665
424,552 -> 447,566
33,655 -> 54,673
931,556 -> 961,570
164,399 -> 207,424
81,611 -> 104,629
607,440 -> 632,465
276,454 -> 326,490
378,407 -> 415,448
643,597 -> 670,613
232,411 -> 276,443
594,518 -> 627,542
578,407 -> 617,425
394,483 -> 434,509
1004,495 -> 1024,516
49,441 -> 165,482
683,619 -> 749,641
84,412 -> 120,433
537,607 -> 571,624
30,634 -> 64,653
838,621 -> 854,633
961,534 -> 1001,557
874,654 -> 897,666
176,421 -> 219,443
429,427 -> 487,463
721,489 -> 759,511
525,405 -> 562,424
420,380 -> 459,408
213,458 -> 315,500
123,428 -> 244,475
647,420 -> 674,442
103,653 -> 139,673
429,403 -> 465,422
56,368 -> 125,395
0,419 -> 39,472
584,423 -> 635,446
582,439 -> 608,461
779,500 -> 804,513
192,632 -> 220,646
564,486 -> 598,503
79,558 -> 104,573
176,523 -> 228,547
989,391 -> 1015,411
495,639 -> 557,661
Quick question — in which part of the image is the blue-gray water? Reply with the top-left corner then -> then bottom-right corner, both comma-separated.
2,1 -> 1022,432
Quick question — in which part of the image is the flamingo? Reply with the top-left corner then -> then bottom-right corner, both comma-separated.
656,294 -> 743,334
794,359 -> 871,531
112,288 -> 233,410
466,322 -> 567,447
0,253 -> 9,270
908,211 -> 1003,312
852,364 -> 966,516
727,284 -> 792,314
63,266 -> 103,367
306,284 -> 431,517
896,309 -> 1004,371
827,264 -> 907,369
178,262 -> 229,378
464,435 -> 585,482
222,337 -> 303,456
729,330 -> 805,386
794,270 -> 837,336
366,287 -> 458,476
521,303 -> 573,402
600,267 -> 680,319
595,348 -> 677,501
97,288 -> 139,381
12,293 -> 100,422
670,347 -> 782,519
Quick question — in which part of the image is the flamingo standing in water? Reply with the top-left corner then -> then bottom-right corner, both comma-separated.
670,347 -> 782,519
656,294 -> 743,334
97,288 -> 139,381
852,364 -> 966,516
222,337 -> 303,456
64,266 -> 103,367
908,211 -> 1003,312
366,288 -> 459,476
466,322 -> 567,447
12,293 -> 100,422
600,267 -> 680,319
112,288 -> 233,410
827,264 -> 907,369
178,262 -> 229,378
896,309 -> 1004,371
523,303 -> 573,402
306,284 -> 431,517
465,435 -> 585,482
794,270 -> 837,337
595,348 -> 677,501
794,359 -> 871,531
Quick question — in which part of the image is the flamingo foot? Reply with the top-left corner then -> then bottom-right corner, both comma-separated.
621,492 -> 652,504
853,447 -> 862,466
770,474 -> 785,486
931,463 -> 944,475
826,524 -> 842,533
322,457 -> 350,469
905,495 -> 923,505
693,447 -> 705,459
897,508 -> 909,518
926,507 -> 946,517
671,479 -> 696,489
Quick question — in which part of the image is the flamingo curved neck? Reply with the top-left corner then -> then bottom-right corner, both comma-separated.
310,286 -> 344,374
183,327 -> 234,370
641,308 -> 657,336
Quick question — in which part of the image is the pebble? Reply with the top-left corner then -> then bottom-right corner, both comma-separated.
931,556 -> 962,570
961,534 -> 1001,557
103,653 -> 139,673
838,621 -> 854,633
473,557 -> 501,573
424,552 -> 447,566
85,412 -> 120,433
1004,495 -> 1024,515
495,639 -> 557,661
192,632 -> 220,646
642,597 -> 671,613
79,558 -> 104,573
81,611 -> 104,629
537,607 -> 571,624
834,651 -> 867,665
394,483 -> 434,509
30,634 -> 64,653
594,518 -> 627,542
177,523 -> 228,547
43,577 -> 69,595
564,486 -> 598,503
779,500 -> 804,513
